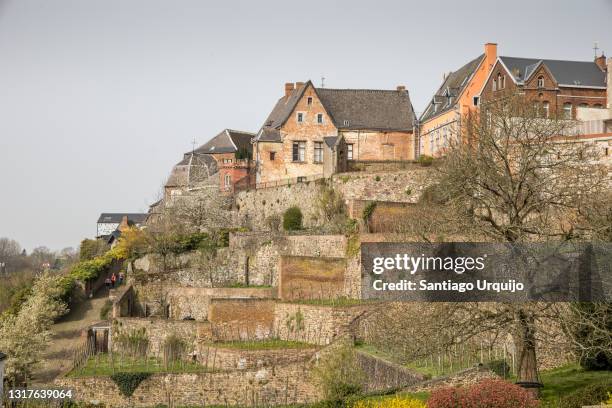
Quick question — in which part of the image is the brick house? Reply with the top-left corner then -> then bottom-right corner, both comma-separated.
253,81 -> 416,184
419,43 -> 497,157
478,53 -> 608,118
192,129 -> 255,192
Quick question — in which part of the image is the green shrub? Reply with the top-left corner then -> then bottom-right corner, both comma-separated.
418,155 -> 433,167
375,175 -> 381,182
311,345 -> 365,404
100,299 -> 113,320
110,372 -> 151,397
558,380 -> 612,408
283,207 -> 303,231
362,202 -> 377,222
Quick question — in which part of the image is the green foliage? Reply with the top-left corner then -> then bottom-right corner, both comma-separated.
417,154 -> 433,167
235,146 -> 251,160
110,372 -> 151,397
312,345 -> 365,404
374,175 -> 381,182
100,300 -> 113,320
4,284 -> 33,316
79,239 -> 109,261
283,206 -> 303,231
346,234 -> 361,258
405,188 -> 412,196
557,380 -> 612,408
286,309 -> 305,332
362,202 -> 377,222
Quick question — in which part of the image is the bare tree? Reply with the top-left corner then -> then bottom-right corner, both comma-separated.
369,93 -> 610,393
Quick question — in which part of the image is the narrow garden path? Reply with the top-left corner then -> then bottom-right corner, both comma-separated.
32,287 -> 110,385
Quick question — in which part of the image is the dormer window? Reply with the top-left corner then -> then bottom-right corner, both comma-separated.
297,112 -> 304,123
343,119 -> 350,126
537,76 -> 544,88
307,96 -> 313,106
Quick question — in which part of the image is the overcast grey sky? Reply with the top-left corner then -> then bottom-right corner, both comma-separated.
0,0 -> 610,251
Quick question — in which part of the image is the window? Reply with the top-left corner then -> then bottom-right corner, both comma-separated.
314,142 -> 323,163
347,144 -> 354,160
297,112 -> 304,123
224,174 -> 231,187
542,101 -> 550,118
594,104 -> 603,109
269,151 -> 276,161
537,76 -> 544,88
317,113 -> 324,124
563,103 -> 572,119
492,78 -> 497,91
297,176 -> 307,183
307,96 -> 313,106
343,119 -> 350,126
579,103 -> 588,108
292,141 -> 306,162
223,158 -> 233,164
500,75 -> 505,89
473,96 -> 479,106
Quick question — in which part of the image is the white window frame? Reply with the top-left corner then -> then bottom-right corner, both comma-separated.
296,112 -> 304,123
317,113 -> 324,124
537,76 -> 545,88
314,141 -> 323,163
347,144 -> 354,160
224,174 -> 231,187
563,103 -> 572,119
292,141 -> 306,162
542,101 -> 550,118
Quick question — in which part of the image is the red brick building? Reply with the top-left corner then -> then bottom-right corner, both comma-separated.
479,54 -> 608,118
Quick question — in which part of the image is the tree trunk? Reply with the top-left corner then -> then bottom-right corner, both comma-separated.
516,309 -> 542,397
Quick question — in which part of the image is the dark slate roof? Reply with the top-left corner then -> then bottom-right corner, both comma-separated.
324,136 -> 338,148
499,56 -> 606,87
166,152 -> 218,187
420,54 -> 484,122
97,213 -> 148,224
194,129 -> 255,155
255,81 -> 416,141
0,351 -> 6,360
257,127 -> 282,142
316,88 -> 415,131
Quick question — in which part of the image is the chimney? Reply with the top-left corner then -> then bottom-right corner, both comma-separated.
484,43 -> 498,71
607,58 -> 612,109
595,54 -> 607,71
295,81 -> 305,89
119,215 -> 129,231
284,82 -> 295,97
396,85 -> 406,92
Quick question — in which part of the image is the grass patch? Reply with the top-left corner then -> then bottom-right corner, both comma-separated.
539,363 -> 612,405
209,339 -> 314,350
359,391 -> 431,403
225,282 -> 272,289
287,298 -> 375,307
67,353 -> 210,377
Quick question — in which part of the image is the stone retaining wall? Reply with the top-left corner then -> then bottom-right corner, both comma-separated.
196,346 -> 318,370
55,363 -> 319,407
403,366 -> 498,393
356,351 -> 424,392
273,303 -> 372,345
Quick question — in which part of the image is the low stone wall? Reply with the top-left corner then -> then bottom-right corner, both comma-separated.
112,318 -> 213,355
332,169 -> 433,204
109,284 -> 136,318
229,233 -> 347,288
55,363 -> 320,407
356,351 -> 424,392
167,287 -> 274,321
403,366 -> 498,393
279,256 -> 346,301
273,303 -> 372,345
196,346 -> 318,370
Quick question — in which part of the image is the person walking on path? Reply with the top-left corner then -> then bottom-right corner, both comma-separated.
110,273 -> 117,288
